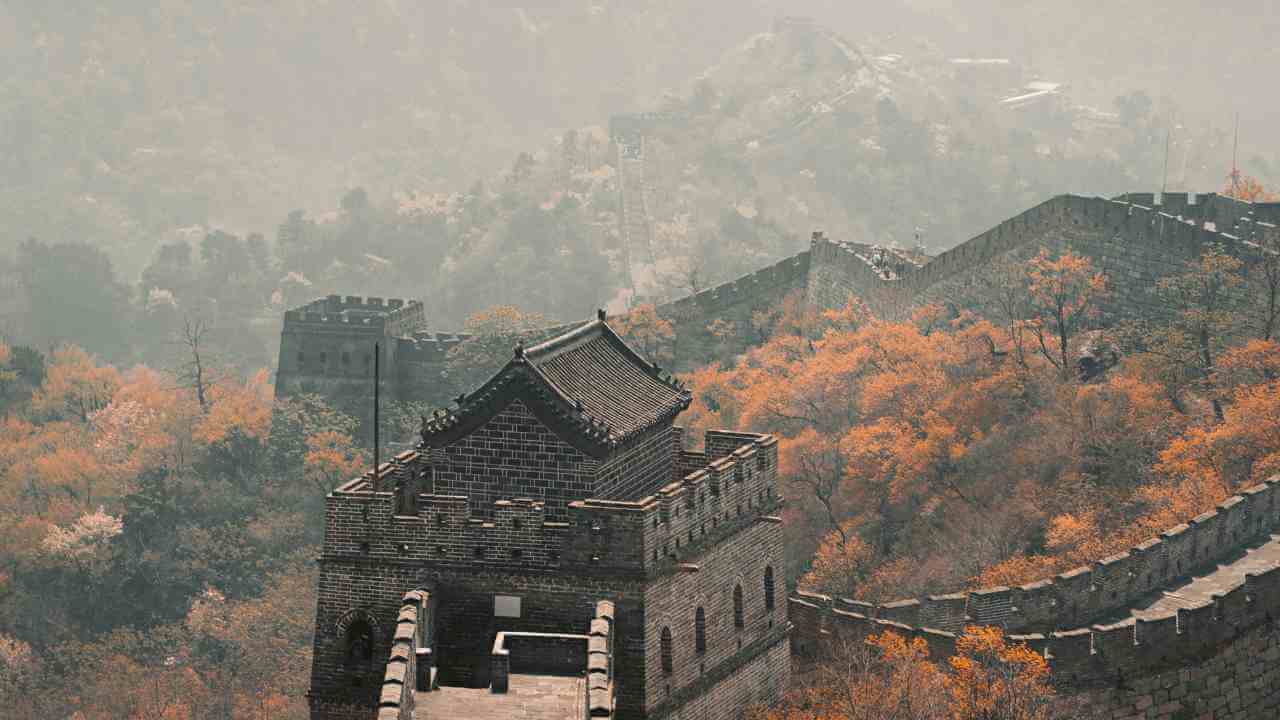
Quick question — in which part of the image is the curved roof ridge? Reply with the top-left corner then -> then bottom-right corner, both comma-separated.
421,313 -> 690,457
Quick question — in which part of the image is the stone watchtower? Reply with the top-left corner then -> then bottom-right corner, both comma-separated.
307,312 -> 791,720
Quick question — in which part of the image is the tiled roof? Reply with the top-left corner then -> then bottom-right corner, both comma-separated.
420,313 -> 690,457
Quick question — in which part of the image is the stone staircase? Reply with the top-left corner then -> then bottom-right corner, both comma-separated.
616,136 -> 656,297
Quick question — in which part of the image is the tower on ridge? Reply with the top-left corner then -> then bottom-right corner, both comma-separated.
306,313 -> 791,720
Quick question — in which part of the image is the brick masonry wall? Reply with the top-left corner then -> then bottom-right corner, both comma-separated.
648,637 -> 791,720
787,477 -> 1280,641
429,400 -> 600,521
275,191 -> 1279,419
1057,617 -> 1280,720
498,632 -> 588,675
788,476 -> 1280,720
307,556 -> 643,714
597,424 -> 676,501
275,254 -> 809,411
642,516 -> 790,717
805,193 -> 1278,324
311,432 -> 784,720
660,253 -> 812,369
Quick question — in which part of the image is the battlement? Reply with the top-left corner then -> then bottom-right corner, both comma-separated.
791,474 -> 1280,686
807,191 -> 1279,321
376,590 -> 427,720
664,252 -> 811,317
323,431 -> 780,577
282,295 -> 426,337
282,309 -> 388,331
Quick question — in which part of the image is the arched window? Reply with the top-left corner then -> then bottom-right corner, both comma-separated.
343,619 -> 374,686
344,619 -> 374,664
733,585 -> 744,629
764,566 -> 775,612
661,627 -> 673,674
695,607 -> 706,655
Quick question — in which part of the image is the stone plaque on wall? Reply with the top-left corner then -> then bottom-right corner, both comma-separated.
494,595 -> 522,618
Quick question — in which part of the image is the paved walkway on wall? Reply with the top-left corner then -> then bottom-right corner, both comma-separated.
414,674 -> 583,719
1117,534 -> 1280,623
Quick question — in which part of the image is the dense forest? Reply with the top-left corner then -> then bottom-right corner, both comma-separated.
2,2 -> 1279,718
2,219 -> 1277,717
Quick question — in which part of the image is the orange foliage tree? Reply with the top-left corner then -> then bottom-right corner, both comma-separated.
946,626 -> 1054,720
1223,174 -> 1275,202
1023,249 -> 1109,379
30,345 -> 120,422
613,303 -> 675,364
761,627 -> 1053,720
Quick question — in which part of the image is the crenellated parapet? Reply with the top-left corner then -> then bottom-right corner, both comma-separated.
806,192 -> 1279,322
323,430 -> 780,578
663,253 -> 812,319
637,431 -> 781,571
375,590 -> 428,720
283,295 -> 425,335
790,475 -> 1280,687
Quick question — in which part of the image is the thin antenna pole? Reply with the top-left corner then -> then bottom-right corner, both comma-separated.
373,341 -> 380,479
1230,112 -> 1241,196
1161,128 -> 1171,196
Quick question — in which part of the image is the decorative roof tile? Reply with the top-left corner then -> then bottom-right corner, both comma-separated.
419,315 -> 690,457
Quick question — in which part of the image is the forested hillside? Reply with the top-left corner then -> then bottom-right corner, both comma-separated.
2,4 -> 1278,717
7,12 -> 1275,380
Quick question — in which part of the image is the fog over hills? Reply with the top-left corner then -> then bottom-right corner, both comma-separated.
0,1 -> 1275,357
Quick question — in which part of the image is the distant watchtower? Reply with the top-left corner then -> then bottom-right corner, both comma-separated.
306,313 -> 791,720
275,295 -> 427,406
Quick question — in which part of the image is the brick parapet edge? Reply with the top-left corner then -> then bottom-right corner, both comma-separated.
376,591 -> 426,720
323,431 -> 781,580
790,474 -> 1280,687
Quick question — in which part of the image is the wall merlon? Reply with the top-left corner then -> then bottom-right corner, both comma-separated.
1089,621 -> 1137,663
968,586 -> 1013,627
878,598 -> 921,625
920,593 -> 968,633
793,474 -> 1280,689
1048,628 -> 1092,663
836,597 -> 878,617
1133,613 -> 1178,648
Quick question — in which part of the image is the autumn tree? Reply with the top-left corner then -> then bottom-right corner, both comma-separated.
750,289 -> 817,343
29,345 -> 121,422
801,519 -> 873,598
978,258 -> 1033,370
0,634 -> 40,718
445,305 -> 549,391
765,628 -> 1053,720
1127,245 -> 1248,418
613,303 -> 676,364
706,317 -> 738,360
1023,249 -> 1109,379
764,631 -> 947,720
194,368 -> 275,484
185,558 -> 315,719
1250,227 -> 1280,342
304,430 -> 370,494
1223,174 -> 1276,202
946,626 -> 1054,720
1156,341 -> 1280,489
176,313 -> 220,411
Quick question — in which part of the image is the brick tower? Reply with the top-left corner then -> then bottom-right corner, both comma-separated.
306,312 -> 790,720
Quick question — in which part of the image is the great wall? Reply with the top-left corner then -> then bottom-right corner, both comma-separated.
276,189 -> 1278,417
289,187 -> 1280,719
790,474 -> 1280,717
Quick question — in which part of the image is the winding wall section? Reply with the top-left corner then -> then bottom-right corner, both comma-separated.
806,192 -> 1279,322
790,475 -> 1280,718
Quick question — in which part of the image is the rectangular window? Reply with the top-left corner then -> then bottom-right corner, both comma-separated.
494,595 -> 522,618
